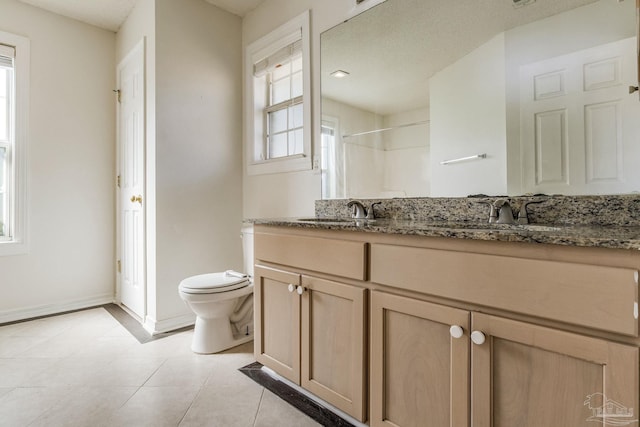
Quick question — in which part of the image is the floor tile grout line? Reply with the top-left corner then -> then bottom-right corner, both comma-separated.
252,387 -> 266,427
176,383 -> 207,426
140,357 -> 170,388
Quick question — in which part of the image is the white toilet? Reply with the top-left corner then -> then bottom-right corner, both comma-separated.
178,225 -> 254,354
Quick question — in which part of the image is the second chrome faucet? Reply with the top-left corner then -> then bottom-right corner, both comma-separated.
487,199 -> 544,224
347,200 -> 381,220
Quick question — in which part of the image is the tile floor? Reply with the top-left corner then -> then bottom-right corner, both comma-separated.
0,307 -> 320,427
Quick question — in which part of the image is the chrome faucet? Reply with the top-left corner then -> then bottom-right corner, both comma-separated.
492,199 -> 516,224
347,200 -> 381,219
486,199 -> 545,224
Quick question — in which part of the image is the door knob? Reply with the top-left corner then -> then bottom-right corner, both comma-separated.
471,330 -> 486,345
449,325 -> 464,339
630,86 -> 639,94
296,286 -> 305,295
130,195 -> 142,204
287,284 -> 295,293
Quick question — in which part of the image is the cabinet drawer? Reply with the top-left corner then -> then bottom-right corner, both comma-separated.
370,244 -> 639,336
255,232 -> 367,280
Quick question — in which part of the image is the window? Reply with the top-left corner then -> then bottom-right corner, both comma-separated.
321,117 -> 344,199
246,11 -> 311,175
0,31 -> 29,256
0,44 -> 15,241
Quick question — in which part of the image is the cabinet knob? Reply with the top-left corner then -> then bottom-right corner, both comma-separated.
471,331 -> 486,345
287,284 -> 295,293
296,285 -> 305,295
449,325 -> 464,339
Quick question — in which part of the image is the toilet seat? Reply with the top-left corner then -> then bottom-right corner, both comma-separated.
179,272 -> 249,294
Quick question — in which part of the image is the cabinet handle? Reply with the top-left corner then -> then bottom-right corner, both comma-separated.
471,331 -> 486,345
449,325 -> 464,339
296,285 -> 305,295
287,284 -> 295,293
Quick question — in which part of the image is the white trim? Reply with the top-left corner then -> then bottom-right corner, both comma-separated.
347,0 -> 387,20
0,30 -> 29,257
143,313 -> 195,335
115,38 -> 147,320
245,10 -> 312,175
0,293 -> 114,324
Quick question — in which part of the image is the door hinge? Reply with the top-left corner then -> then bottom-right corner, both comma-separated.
117,175 -> 121,188
113,89 -> 121,103
117,259 -> 121,273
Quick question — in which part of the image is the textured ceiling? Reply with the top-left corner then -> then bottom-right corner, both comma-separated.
18,0 -> 264,32
203,0 -> 264,17
321,0 -> 611,116
19,0 -> 137,32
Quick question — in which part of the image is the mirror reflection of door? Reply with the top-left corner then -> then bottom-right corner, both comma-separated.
520,37 -> 640,195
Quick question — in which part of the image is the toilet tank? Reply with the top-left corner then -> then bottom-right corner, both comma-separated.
241,224 -> 254,279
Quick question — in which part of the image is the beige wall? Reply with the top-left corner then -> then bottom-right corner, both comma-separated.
117,0 -> 243,331
154,0 -> 243,326
242,0 -> 385,219
0,0 -> 116,321
115,0 -> 159,328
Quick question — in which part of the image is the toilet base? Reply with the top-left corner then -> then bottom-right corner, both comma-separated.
191,316 -> 253,354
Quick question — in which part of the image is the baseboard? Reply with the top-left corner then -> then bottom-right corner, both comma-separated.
143,312 -> 195,335
0,293 -> 115,324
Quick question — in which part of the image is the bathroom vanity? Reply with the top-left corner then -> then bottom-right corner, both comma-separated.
252,197 -> 640,427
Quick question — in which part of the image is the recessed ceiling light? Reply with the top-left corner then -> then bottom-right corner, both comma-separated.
512,0 -> 536,8
330,70 -> 350,78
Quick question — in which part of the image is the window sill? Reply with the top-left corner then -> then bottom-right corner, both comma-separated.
0,239 -> 28,256
247,154 -> 312,176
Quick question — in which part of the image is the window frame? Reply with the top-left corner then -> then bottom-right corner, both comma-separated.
0,30 -> 29,256
245,11 -> 312,175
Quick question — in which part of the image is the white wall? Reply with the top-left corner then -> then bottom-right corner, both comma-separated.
115,0 -> 158,325
430,33 -> 507,197
153,0 -> 243,326
117,0 -> 243,331
382,108 -> 430,197
242,0 -> 386,218
0,0 -> 116,321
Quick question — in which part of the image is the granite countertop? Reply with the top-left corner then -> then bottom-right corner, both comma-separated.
251,217 -> 640,251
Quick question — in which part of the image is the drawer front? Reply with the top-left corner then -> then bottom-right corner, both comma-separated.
255,232 -> 367,280
370,243 -> 639,336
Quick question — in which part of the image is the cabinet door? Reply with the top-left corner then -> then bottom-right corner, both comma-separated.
254,265 -> 301,384
370,291 -> 470,427
471,313 -> 639,427
300,275 -> 367,422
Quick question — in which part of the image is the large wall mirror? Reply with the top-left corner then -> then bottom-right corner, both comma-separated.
320,0 -> 639,199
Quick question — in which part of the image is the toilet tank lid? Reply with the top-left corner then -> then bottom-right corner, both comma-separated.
179,272 -> 249,293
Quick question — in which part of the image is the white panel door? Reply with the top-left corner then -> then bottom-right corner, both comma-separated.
521,37 -> 640,195
117,40 -> 145,319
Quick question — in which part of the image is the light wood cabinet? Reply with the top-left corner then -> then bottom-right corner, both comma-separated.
254,225 -> 640,427
254,264 -> 368,421
254,265 -> 301,383
370,291 -> 639,427
471,313 -> 639,427
370,291 -> 470,427
301,275 -> 367,421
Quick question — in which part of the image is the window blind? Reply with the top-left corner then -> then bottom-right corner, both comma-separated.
0,44 -> 15,69
253,36 -> 302,77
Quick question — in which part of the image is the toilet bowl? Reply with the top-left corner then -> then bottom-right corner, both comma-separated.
178,225 -> 255,354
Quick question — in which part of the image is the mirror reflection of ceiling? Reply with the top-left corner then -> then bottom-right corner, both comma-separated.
321,0 -> 600,116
